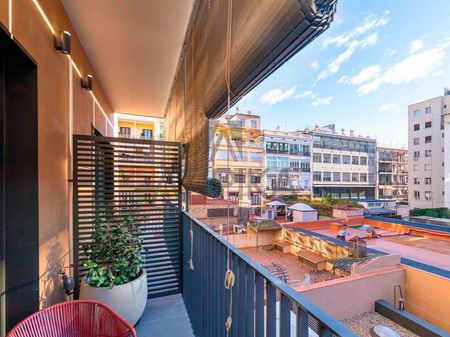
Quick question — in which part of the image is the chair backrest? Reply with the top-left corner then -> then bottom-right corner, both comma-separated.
7,300 -> 136,337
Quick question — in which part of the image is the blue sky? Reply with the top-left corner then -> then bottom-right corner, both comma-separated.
235,0 -> 450,148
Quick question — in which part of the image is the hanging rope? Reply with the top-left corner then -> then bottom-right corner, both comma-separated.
187,23 -> 196,272
224,0 -> 235,335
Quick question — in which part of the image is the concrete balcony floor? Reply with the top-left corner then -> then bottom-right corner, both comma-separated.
136,294 -> 195,337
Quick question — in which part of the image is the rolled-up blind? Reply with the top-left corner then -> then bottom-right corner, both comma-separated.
165,0 -> 337,196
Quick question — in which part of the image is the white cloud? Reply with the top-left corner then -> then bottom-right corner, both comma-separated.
260,86 -> 296,105
357,45 -> 447,95
338,65 -> 381,85
317,33 -> 378,81
409,39 -> 424,54
322,12 -> 389,47
295,90 -> 316,99
310,60 -> 320,70
378,103 -> 396,112
312,96 -> 333,106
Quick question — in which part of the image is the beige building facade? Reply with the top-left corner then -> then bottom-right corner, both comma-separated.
408,92 -> 450,209
210,111 -> 264,208
376,147 -> 408,201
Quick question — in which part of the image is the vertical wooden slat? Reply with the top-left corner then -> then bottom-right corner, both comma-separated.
296,307 -> 309,337
238,259 -> 247,337
280,294 -> 291,337
231,253 -> 239,337
266,282 -> 276,337
255,273 -> 265,337
246,267 -> 255,337
319,325 -> 334,337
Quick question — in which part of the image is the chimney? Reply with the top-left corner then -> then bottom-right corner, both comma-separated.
341,128 -> 345,135
349,129 -> 355,137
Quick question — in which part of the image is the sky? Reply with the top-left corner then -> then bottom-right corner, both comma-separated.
235,0 -> 450,148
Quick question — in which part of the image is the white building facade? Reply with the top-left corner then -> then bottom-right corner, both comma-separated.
263,130 -> 312,198
309,125 -> 377,199
408,91 -> 450,209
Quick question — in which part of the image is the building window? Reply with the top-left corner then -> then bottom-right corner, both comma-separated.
413,110 -> 420,118
413,151 -> 420,161
360,157 -> 367,165
323,154 -> 331,163
141,129 -> 152,140
332,155 -> 341,164
251,120 -> 257,129
425,177 -> 431,185
289,160 -> 300,172
234,173 -> 246,183
425,150 -> 432,157
333,172 -> 341,181
369,158 -> 375,167
351,173 -> 359,182
119,126 -> 131,137
300,162 -> 310,172
323,172 -> 331,182
352,156 -> 359,165
250,173 -> 261,184
414,191 -> 420,200
313,171 -> 322,181
251,192 -> 261,205
413,124 -> 420,131
249,152 -> 262,162
313,153 -> 322,163
228,192 -> 239,203
413,178 -> 420,185
240,120 -> 245,128
218,172 -> 229,183
425,164 -> 432,171
343,173 -> 351,182
215,150 -> 229,160
360,173 -> 367,182
368,173 -> 375,184
342,155 -> 351,165
425,136 -> 432,143
413,138 -> 420,145
425,106 -> 432,114
425,191 -> 432,200
425,121 -> 432,128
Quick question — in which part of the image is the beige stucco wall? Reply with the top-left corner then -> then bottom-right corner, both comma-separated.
227,230 -> 282,248
1,0 -> 114,308
299,268 -> 405,320
402,265 -> 450,332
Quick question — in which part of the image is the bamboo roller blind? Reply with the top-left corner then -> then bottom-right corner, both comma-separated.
165,0 -> 337,196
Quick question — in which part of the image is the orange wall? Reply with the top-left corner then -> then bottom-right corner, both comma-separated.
0,0 -> 114,308
288,219 -> 341,230
402,265 -> 450,332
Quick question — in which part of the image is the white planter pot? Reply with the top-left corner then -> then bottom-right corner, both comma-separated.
80,270 -> 147,326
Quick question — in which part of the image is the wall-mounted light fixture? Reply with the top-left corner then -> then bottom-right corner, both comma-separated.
54,30 -> 71,54
81,74 -> 93,91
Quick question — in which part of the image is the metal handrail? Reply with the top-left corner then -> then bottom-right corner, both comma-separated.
183,212 -> 358,337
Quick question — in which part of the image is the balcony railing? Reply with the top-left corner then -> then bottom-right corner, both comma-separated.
266,186 -> 311,192
182,212 -> 357,337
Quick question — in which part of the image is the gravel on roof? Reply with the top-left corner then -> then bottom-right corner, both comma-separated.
341,312 -> 419,337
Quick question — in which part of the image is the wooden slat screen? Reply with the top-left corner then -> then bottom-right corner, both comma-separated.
73,135 -> 182,298
165,0 -> 337,196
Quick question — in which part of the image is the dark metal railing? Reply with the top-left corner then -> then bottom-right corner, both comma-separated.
182,212 -> 358,337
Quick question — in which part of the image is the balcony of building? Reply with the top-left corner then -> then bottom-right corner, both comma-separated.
0,0 -> 350,336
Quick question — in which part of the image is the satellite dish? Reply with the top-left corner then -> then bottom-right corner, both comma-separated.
370,325 -> 401,337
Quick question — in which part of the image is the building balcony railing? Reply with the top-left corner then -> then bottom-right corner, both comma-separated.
265,186 -> 311,192
182,212 -> 357,337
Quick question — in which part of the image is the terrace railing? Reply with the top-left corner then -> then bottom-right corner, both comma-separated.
182,212 -> 358,337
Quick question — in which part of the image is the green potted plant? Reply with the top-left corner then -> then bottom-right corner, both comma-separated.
79,217 -> 147,325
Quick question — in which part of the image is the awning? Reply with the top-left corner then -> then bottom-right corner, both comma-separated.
165,0 -> 337,196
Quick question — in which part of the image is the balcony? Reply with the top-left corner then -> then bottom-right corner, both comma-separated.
175,212 -> 357,337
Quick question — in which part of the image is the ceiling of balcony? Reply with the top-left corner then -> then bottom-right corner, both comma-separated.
62,0 -> 194,117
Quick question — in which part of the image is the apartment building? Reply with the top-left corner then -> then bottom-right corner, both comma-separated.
263,129 -> 312,199
377,147 -> 408,201
408,91 -> 450,209
115,113 -> 165,140
309,125 -> 377,199
210,111 -> 264,208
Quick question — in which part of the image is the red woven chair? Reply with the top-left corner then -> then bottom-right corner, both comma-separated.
7,300 -> 136,337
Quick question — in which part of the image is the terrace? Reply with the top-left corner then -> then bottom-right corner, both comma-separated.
0,0 -> 366,336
